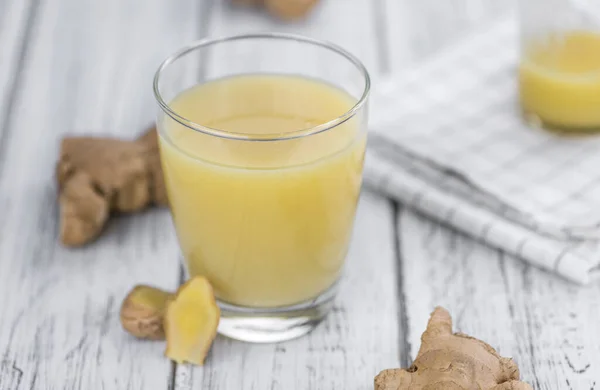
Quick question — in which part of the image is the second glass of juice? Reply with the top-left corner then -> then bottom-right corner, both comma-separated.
153,34 -> 370,343
519,0 -> 600,132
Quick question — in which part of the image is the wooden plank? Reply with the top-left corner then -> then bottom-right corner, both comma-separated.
173,2 -> 399,388
398,208 -> 600,389
0,0 -> 205,388
499,253 -> 600,389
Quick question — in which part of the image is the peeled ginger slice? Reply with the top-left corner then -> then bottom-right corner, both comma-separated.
164,276 -> 221,365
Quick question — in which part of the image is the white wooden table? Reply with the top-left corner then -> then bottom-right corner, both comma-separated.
1,0 -> 599,389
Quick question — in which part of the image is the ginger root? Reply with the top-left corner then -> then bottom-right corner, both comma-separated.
375,307 -> 532,390
120,285 -> 173,340
164,276 -> 220,366
56,126 -> 167,247
232,0 -> 319,20
120,277 -> 220,366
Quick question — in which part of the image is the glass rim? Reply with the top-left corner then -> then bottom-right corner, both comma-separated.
153,32 -> 371,142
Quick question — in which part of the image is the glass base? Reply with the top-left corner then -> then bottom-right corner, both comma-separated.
216,284 -> 337,343
522,110 -> 600,135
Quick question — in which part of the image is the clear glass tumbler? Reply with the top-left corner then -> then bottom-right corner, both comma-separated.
153,34 -> 370,343
519,0 -> 600,132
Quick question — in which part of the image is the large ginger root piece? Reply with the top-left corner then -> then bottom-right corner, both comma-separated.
375,307 -> 532,390
120,285 -> 174,340
56,126 -> 167,246
232,0 -> 319,20
164,276 -> 220,366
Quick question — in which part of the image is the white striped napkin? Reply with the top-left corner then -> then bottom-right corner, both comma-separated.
366,16 -> 600,284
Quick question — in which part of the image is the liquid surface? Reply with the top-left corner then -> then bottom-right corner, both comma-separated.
159,74 -> 367,307
519,31 -> 600,129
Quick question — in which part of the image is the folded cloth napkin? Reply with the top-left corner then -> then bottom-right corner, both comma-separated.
366,16 -> 600,284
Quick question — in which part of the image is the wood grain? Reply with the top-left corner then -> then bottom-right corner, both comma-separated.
0,0 -> 204,388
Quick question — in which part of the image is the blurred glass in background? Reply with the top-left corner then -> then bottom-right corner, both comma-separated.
519,0 -> 600,132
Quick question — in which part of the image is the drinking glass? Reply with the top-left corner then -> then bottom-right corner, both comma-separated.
153,34 -> 370,343
519,0 -> 600,132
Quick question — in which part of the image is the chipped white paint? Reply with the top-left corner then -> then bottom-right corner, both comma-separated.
0,0 -> 594,389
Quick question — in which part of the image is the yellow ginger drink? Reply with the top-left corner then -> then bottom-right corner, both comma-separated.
158,74 -> 367,308
519,31 -> 600,131
154,33 -> 370,343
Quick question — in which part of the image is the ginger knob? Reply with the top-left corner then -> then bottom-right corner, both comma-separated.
56,126 -> 168,247
164,276 -> 220,365
120,285 -> 173,340
120,277 -> 220,366
374,307 -> 533,390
